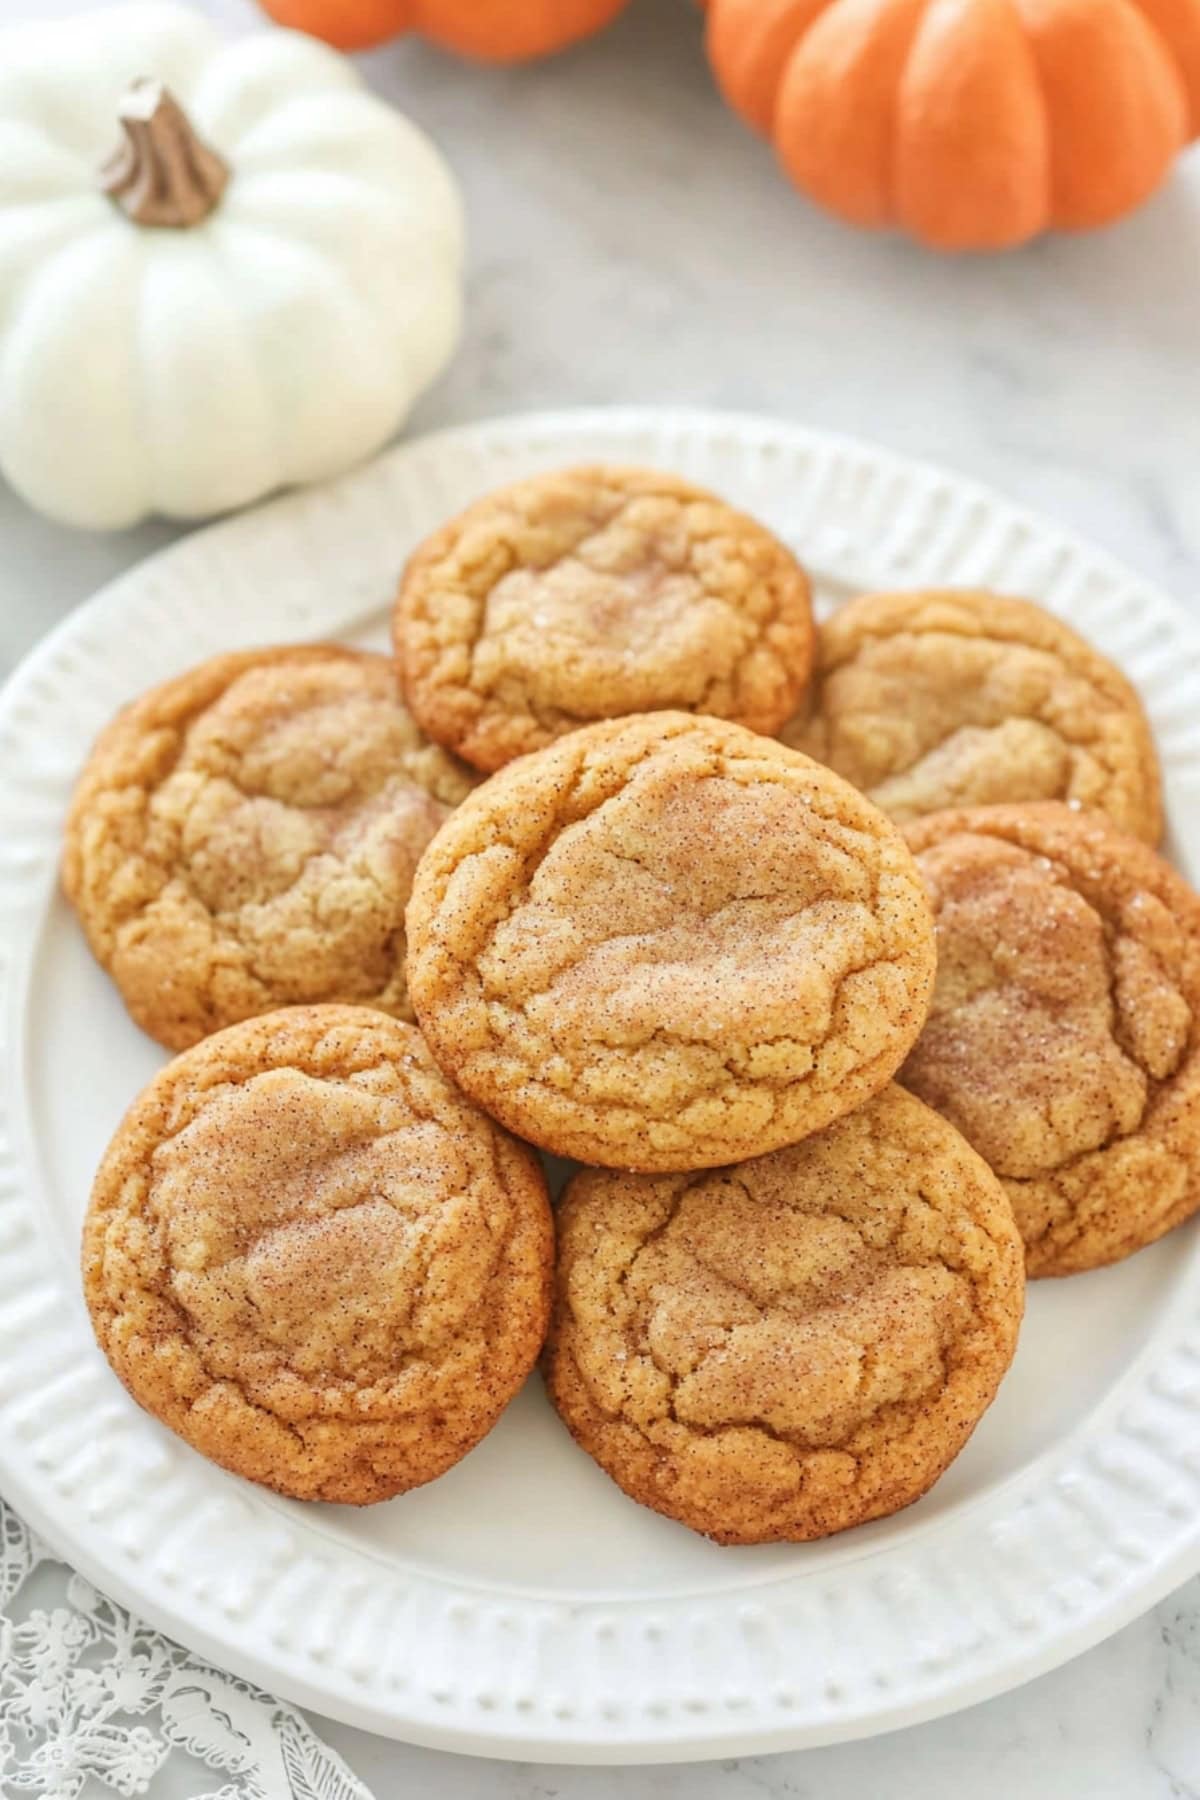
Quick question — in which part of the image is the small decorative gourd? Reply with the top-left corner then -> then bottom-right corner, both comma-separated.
0,3 -> 464,529
258,0 -> 633,58
706,0 -> 1200,249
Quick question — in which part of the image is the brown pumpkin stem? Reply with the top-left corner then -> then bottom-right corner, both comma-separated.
99,79 -> 230,228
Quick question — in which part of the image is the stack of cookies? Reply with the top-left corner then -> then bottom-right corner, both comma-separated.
69,466 -> 1200,1545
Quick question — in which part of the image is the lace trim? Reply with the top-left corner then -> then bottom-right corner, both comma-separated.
0,1499 -> 374,1800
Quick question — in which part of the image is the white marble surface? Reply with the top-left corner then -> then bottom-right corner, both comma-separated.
3,0 -> 1200,1792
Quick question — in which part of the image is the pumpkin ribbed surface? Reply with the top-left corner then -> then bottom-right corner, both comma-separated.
262,0 -> 632,58
708,0 -> 1200,246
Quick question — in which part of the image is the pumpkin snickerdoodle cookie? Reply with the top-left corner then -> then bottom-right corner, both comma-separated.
783,589 -> 1162,843
545,1085 -> 1024,1544
394,466 -> 814,772
83,1006 -> 553,1504
406,712 -> 936,1172
902,804 -> 1200,1277
63,646 -> 474,1050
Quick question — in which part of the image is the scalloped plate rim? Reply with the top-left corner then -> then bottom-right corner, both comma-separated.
1,406 -> 1199,1763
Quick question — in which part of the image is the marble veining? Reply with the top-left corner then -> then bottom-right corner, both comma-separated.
2,0 -> 1199,1791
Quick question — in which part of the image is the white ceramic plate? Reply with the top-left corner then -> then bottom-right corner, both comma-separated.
3,408 -> 1200,1766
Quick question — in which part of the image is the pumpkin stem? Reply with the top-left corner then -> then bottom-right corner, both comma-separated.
99,79 -> 230,229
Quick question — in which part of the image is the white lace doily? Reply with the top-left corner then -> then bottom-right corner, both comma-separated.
0,1500 -> 374,1800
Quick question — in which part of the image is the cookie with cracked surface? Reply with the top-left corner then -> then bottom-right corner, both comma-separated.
782,589 -> 1162,843
545,1085 -> 1024,1545
394,466 -> 814,772
901,803 -> 1200,1277
406,711 -> 936,1172
83,1005 -> 554,1504
63,646 -> 474,1051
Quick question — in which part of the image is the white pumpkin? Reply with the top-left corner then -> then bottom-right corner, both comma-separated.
0,2 -> 465,529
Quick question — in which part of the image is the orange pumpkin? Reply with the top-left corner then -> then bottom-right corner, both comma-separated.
706,0 -> 1200,248
259,0 -> 632,57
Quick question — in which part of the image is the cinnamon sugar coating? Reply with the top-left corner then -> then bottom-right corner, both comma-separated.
546,1085 -> 1024,1543
83,1006 -> 553,1503
406,712 -> 936,1171
395,466 -> 814,772
63,647 -> 473,1049
903,804 -> 1200,1275
784,590 -> 1162,843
